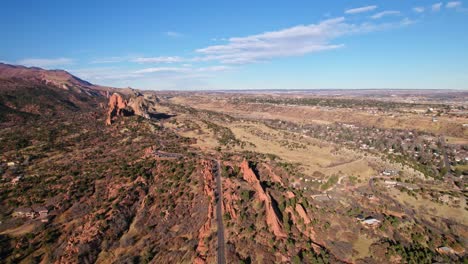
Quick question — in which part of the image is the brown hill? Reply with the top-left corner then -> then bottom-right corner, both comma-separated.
0,63 -> 114,122
0,63 -> 109,95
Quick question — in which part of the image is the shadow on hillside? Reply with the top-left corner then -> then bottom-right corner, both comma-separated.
149,112 -> 176,120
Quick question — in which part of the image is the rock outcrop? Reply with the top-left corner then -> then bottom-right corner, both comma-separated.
105,91 -> 158,125
284,203 -> 319,251
222,178 -> 240,220
240,160 -> 286,238
194,160 -> 216,264
127,92 -> 158,119
295,203 -> 311,225
105,93 -> 133,125
263,164 -> 284,186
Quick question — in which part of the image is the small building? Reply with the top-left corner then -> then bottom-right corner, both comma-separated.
362,217 -> 381,226
384,180 -> 398,187
32,205 -> 48,218
382,169 -> 399,176
12,207 -> 35,218
436,246 -> 455,255
7,162 -> 16,167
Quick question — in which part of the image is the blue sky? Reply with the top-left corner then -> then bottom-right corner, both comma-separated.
1,0 -> 467,90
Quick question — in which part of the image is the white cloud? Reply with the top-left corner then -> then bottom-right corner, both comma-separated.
134,67 -> 188,74
17,57 -> 74,68
195,17 -> 409,64
134,65 -> 232,74
165,31 -> 183,38
91,56 -> 128,64
413,7 -> 425,13
371,11 -> 401,19
70,67 -> 141,81
432,2 -> 443,11
400,18 -> 416,26
345,5 -> 378,14
133,56 -> 183,63
197,65 -> 232,72
446,1 -> 462,8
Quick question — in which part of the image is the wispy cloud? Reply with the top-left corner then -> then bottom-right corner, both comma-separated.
17,57 -> 74,67
400,18 -> 417,26
413,7 -> 425,13
133,56 -> 183,63
195,17 -> 411,64
134,65 -> 231,74
432,2 -> 443,11
70,67 -> 141,81
345,5 -> 378,14
134,67 -> 188,74
446,1 -> 462,8
165,31 -> 183,38
91,56 -> 128,64
371,11 -> 401,19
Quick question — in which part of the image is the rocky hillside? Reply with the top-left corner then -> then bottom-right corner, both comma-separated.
0,63 -> 109,96
0,64 -> 463,264
0,63 -> 108,123
0,63 -> 158,125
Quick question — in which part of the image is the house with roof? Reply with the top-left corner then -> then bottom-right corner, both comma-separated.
436,246 -> 455,255
32,205 -> 49,218
12,207 -> 35,218
361,216 -> 381,226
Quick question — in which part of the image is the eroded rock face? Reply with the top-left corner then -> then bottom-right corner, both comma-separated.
284,203 -> 319,251
105,93 -> 132,125
105,91 -> 158,125
127,93 -> 157,120
194,160 -> 216,263
222,177 -> 240,220
240,160 -> 286,238
295,203 -> 311,225
263,164 -> 284,186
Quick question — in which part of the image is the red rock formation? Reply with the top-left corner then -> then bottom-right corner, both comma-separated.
194,160 -> 216,263
285,203 -> 318,246
286,191 -> 296,199
127,93 -> 157,119
222,178 -> 240,220
105,93 -> 130,125
240,160 -> 286,238
295,203 -> 311,225
105,91 -> 159,125
263,164 -> 284,186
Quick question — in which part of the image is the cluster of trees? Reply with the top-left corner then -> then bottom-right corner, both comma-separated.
203,120 -> 242,147
385,240 -> 442,264
240,96 -> 445,111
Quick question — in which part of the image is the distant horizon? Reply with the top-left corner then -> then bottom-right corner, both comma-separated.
1,1 -> 467,90
3,61 -> 468,92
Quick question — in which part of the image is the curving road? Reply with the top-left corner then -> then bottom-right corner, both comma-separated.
213,160 -> 226,264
